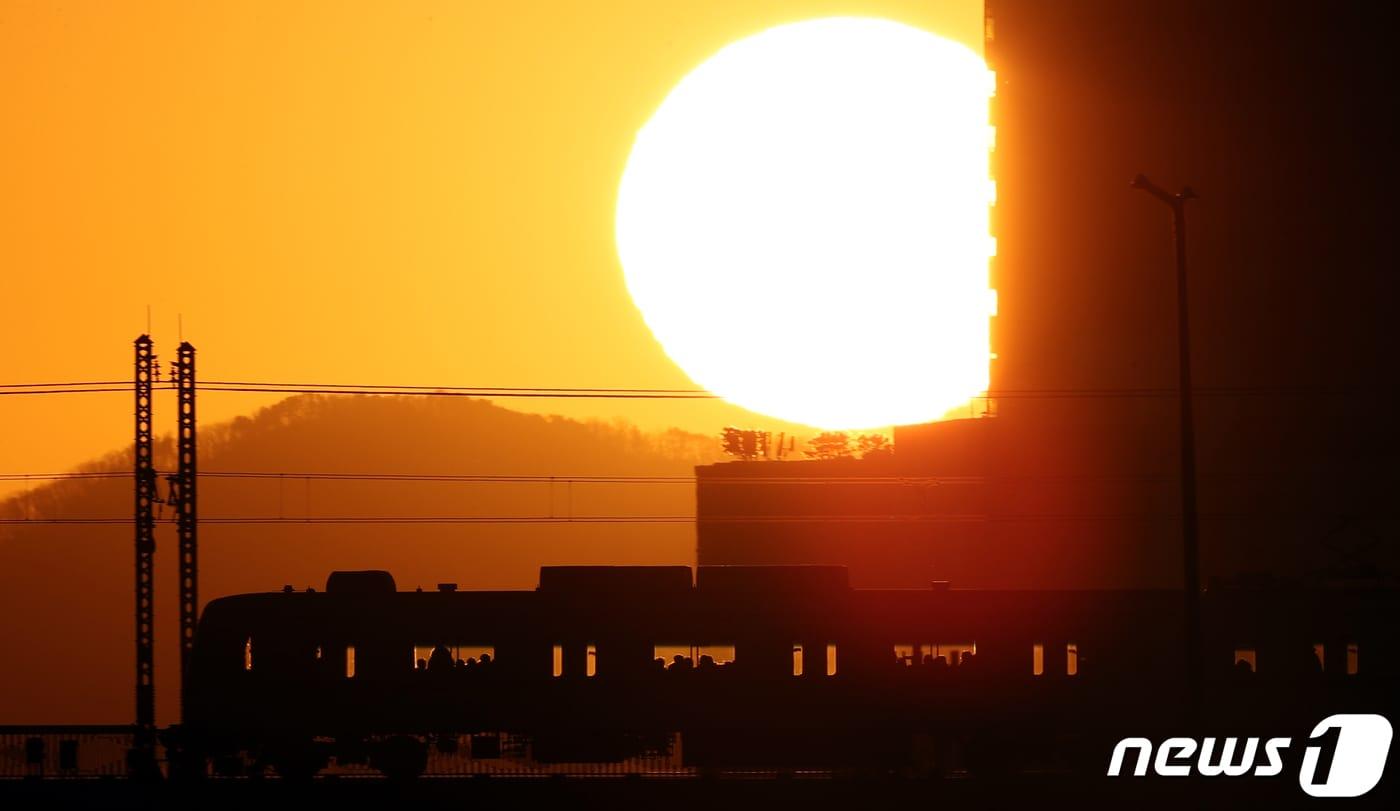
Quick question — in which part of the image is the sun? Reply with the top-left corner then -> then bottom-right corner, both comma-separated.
616,17 -> 995,430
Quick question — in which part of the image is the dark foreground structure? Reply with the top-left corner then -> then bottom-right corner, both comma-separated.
699,0 -> 1400,593
164,566 -> 1399,791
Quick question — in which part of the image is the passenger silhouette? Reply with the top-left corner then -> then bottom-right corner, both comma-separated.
429,644 -> 453,673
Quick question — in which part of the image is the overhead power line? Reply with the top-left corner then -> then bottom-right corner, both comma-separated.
1,470 -> 979,485
189,382 -> 1397,400
199,381 -> 708,394
1,468 -> 1369,486
0,387 -> 132,396
196,385 -> 716,399
0,381 -> 132,389
1,379 -> 1391,399
0,511 -> 1363,526
0,472 -> 132,482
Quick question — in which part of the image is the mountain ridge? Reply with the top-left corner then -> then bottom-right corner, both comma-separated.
0,394 -> 720,724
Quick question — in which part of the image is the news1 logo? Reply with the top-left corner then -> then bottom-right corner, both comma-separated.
1107,714 -> 1393,798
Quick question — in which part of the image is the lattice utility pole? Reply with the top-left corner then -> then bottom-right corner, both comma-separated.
172,342 -> 198,695
133,335 -> 158,749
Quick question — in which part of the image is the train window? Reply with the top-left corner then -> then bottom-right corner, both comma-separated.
944,643 -> 977,667
931,643 -> 976,667
1233,648 -> 1256,673
698,645 -> 735,666
243,637 -> 253,671
788,645 -> 834,676
654,645 -> 690,669
654,645 -> 734,671
1032,643 -> 1044,676
552,645 -> 563,678
457,646 -> 495,665
413,645 -> 496,668
1066,643 -> 1079,676
1347,643 -> 1359,675
345,646 -> 356,679
586,644 -> 597,677
895,643 -> 976,667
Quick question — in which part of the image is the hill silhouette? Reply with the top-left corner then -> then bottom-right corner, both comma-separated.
0,395 -> 720,724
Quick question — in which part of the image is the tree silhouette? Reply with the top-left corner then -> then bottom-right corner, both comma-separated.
804,431 -> 853,460
721,427 -> 770,461
856,434 -> 892,459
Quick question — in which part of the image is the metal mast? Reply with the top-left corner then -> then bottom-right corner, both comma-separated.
133,335 -> 157,743
172,342 -> 198,694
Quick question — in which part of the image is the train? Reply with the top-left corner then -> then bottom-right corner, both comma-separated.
179,565 -> 1400,779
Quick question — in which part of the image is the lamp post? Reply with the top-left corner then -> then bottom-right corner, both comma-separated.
1131,173 -> 1201,706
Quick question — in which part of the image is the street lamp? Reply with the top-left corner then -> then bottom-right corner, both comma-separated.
1131,173 -> 1201,706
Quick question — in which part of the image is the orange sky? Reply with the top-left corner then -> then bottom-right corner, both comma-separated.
0,0 -> 982,492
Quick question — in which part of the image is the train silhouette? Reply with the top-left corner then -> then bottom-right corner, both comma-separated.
179,565 -> 1399,780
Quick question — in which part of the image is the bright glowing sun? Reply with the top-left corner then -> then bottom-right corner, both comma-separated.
616,17 -> 995,430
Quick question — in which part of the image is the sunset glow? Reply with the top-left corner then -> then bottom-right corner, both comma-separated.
617,18 -> 995,429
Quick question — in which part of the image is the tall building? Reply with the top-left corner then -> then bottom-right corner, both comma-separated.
697,0 -> 1399,589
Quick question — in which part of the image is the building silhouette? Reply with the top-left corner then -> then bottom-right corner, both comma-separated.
698,0 -> 1400,591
